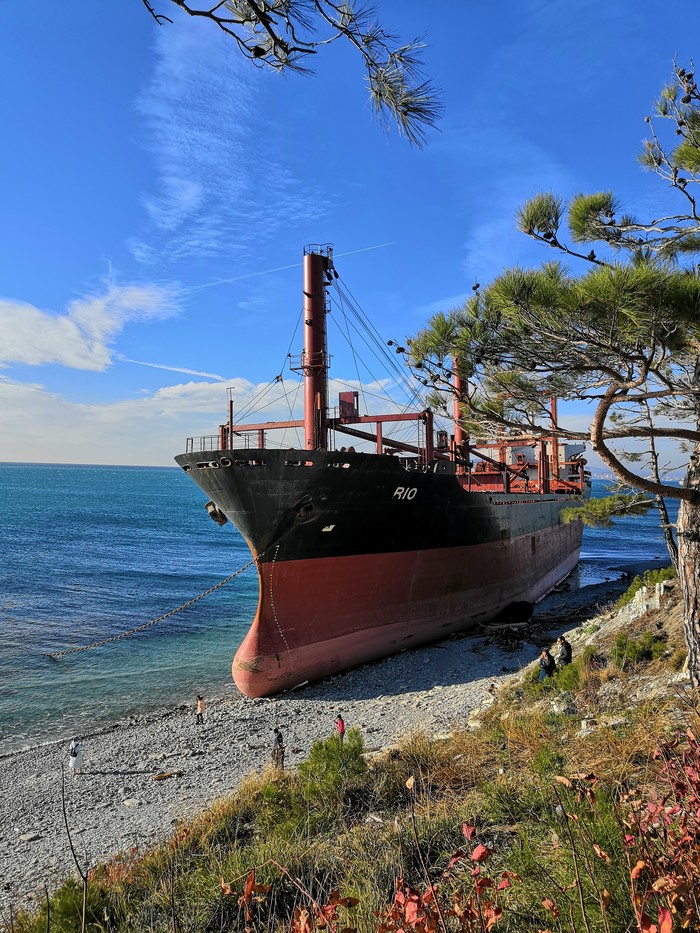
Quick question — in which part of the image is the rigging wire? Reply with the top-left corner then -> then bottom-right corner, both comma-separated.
331,290 -> 417,409
233,377 -> 288,425
331,277 -> 426,409
333,298 -> 370,416
217,259 -> 436,441
230,303 -> 303,429
332,275 -> 417,391
279,378 -> 304,448
239,389 -> 301,421
333,288 -> 409,394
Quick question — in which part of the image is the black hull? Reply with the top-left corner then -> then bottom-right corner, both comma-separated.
175,448 -> 583,563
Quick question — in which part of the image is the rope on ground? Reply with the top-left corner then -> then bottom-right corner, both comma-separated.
46,557 -> 257,659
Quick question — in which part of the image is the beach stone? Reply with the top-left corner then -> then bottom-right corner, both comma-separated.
0,588 -> 636,917
550,693 -> 577,715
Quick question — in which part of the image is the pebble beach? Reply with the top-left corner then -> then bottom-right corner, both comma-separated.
0,573 -> 649,918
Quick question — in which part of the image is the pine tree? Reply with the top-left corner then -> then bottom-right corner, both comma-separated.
409,63 -> 700,684
141,0 -> 442,146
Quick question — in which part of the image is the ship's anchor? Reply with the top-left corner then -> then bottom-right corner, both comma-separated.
45,556 -> 257,659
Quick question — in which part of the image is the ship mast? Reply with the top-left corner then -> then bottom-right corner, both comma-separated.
302,245 -> 332,451
453,358 -> 468,475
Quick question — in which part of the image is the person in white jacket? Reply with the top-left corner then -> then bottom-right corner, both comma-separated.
68,737 -> 83,777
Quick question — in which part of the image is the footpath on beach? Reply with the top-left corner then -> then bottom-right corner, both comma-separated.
0,572 -> 643,916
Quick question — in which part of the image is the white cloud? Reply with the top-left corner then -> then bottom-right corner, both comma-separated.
0,284 -> 180,371
0,372 -> 424,466
131,17 -> 331,265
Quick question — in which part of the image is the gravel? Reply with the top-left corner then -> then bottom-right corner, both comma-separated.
0,630 -> 541,916
1,574 -> 638,917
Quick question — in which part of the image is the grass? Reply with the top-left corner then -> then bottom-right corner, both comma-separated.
613,565 -> 676,610
5,588 -> 696,933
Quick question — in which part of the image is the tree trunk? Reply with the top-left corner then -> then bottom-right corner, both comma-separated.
642,396 -> 679,572
656,494 -> 679,573
678,470 -> 700,687
679,359 -> 700,687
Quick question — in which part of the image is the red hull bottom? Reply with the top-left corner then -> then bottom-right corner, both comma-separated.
233,524 -> 581,696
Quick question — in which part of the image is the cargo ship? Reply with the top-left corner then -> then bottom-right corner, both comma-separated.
175,244 -> 589,697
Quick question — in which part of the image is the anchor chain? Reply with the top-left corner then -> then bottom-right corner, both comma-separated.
46,557 -> 257,659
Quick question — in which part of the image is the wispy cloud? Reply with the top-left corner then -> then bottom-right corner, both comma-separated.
130,17 -> 331,266
0,284 -> 180,371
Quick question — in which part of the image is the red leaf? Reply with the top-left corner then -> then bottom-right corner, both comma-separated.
471,844 -> 492,862
463,823 -> 476,840
337,897 -> 360,908
658,907 -> 672,933
542,898 -> 559,918
631,860 -> 646,880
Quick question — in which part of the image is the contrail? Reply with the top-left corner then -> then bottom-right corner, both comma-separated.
336,242 -> 395,259
189,242 -> 395,291
122,358 -> 226,380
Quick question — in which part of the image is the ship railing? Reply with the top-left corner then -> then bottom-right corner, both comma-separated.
184,435 -> 219,454
184,434 -> 257,454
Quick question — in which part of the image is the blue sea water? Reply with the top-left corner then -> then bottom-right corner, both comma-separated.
0,466 -> 678,754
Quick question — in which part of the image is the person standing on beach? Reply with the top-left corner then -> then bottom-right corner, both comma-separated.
272,727 -> 285,769
195,695 -> 206,725
335,714 -> 345,744
68,737 -> 83,777
555,635 -> 572,668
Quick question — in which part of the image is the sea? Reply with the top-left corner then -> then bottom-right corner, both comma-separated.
0,464 -> 678,755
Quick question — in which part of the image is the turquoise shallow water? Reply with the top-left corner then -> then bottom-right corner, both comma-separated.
0,463 -> 257,753
0,465 -> 677,753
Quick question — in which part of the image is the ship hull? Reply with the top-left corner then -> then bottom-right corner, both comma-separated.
175,448 -> 585,696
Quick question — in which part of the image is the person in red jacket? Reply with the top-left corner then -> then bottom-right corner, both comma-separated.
335,714 -> 345,743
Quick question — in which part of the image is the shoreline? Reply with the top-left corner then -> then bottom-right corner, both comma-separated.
2,557 -> 665,761
1,633 -> 537,915
0,562 -> 666,916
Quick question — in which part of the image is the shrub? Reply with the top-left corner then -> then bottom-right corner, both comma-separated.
614,565 -> 676,610
613,630 -> 667,669
297,728 -> 369,819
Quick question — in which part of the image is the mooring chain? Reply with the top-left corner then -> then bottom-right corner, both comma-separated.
46,557 -> 258,659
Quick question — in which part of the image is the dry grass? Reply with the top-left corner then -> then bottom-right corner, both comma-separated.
9,584 -> 700,933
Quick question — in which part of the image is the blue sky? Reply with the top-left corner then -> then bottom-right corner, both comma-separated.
1,1 -> 697,467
